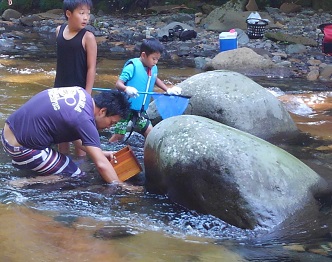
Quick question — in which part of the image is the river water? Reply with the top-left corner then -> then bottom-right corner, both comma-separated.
0,54 -> 332,261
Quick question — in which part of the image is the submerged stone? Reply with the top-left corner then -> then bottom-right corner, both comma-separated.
94,226 -> 136,240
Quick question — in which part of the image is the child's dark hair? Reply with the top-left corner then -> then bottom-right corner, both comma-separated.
93,90 -> 131,119
63,0 -> 93,20
140,38 -> 164,56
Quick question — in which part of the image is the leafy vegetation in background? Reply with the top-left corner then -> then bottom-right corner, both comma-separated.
0,0 -> 229,14
255,0 -> 282,8
312,0 -> 332,11
39,0 -> 62,11
0,0 -> 33,13
0,0 -> 62,13
0,0 -> 329,15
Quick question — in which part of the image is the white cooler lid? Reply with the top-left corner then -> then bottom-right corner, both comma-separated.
219,32 -> 237,39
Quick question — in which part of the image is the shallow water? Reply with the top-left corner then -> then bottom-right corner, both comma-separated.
1,55 -> 332,261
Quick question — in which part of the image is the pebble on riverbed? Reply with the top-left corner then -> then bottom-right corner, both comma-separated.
93,226 -> 137,239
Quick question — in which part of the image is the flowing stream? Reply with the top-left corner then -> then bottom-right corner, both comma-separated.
0,55 -> 332,261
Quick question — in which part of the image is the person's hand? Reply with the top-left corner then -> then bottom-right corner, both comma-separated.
124,86 -> 139,98
120,183 -> 144,193
166,86 -> 182,95
104,151 -> 117,163
108,180 -> 144,193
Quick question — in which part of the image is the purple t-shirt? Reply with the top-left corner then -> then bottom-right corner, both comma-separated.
6,86 -> 100,149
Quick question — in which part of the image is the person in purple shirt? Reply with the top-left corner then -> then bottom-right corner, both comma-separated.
1,86 -> 130,184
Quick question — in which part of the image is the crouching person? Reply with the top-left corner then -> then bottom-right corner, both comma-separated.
1,86 -> 130,184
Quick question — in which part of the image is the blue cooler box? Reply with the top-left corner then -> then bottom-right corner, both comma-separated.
219,32 -> 237,52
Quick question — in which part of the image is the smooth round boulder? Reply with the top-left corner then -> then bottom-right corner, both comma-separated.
144,115 -> 328,230
181,70 -> 298,141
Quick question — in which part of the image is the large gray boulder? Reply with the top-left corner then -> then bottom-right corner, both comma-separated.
144,115 -> 329,229
148,70 -> 298,141
20,14 -> 42,27
205,48 -> 293,77
201,0 -> 274,33
1,8 -> 21,20
200,0 -> 246,31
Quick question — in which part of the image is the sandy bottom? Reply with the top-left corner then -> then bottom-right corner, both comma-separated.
0,204 -> 244,262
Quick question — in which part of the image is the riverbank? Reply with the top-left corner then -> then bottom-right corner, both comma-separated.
1,6 -> 332,84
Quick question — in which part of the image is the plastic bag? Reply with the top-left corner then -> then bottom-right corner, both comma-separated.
247,12 -> 269,25
247,12 -> 262,24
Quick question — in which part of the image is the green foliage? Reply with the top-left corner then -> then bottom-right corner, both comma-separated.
0,0 -> 323,15
0,1 -> 8,13
112,0 -> 133,12
39,0 -> 62,11
162,0 -> 228,6
255,0 -> 283,9
0,0 -> 33,13
95,0 -> 110,13
255,0 -> 313,9
312,0 -> 332,11
0,0 -> 62,13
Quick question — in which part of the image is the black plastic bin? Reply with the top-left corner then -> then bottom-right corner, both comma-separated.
246,18 -> 268,39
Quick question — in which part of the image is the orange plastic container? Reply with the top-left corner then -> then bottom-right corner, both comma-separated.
110,146 -> 142,182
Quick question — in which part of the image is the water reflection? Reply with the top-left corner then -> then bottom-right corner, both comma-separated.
0,56 -> 332,261
1,203 -> 249,262
279,92 -> 332,140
